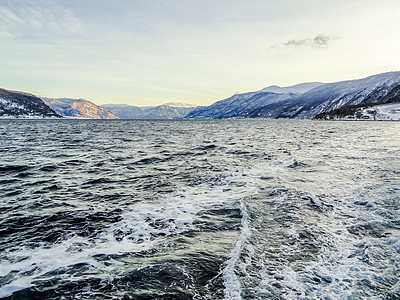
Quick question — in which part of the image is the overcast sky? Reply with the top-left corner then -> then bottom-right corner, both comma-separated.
1,0 -> 400,106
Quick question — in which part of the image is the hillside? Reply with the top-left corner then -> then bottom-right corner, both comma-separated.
249,72 -> 400,119
43,98 -> 118,119
0,88 -> 61,118
101,103 -> 197,119
315,102 -> 400,120
185,83 -> 323,119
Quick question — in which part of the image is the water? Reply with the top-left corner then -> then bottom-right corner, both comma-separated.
0,119 -> 399,299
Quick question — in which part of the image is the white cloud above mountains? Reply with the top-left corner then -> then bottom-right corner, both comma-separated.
270,34 -> 338,50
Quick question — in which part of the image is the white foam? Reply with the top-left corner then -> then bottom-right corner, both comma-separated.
229,154 -> 400,299
222,200 -> 252,300
0,170 -> 260,298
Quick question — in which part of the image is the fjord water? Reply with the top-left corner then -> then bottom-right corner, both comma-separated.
0,119 -> 399,299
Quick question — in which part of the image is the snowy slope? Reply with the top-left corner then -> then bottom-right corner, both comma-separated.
249,72 -> 400,119
100,104 -> 146,119
184,92 -> 292,119
101,103 -> 197,119
141,104 -> 197,119
0,88 -> 60,118
316,103 -> 400,121
373,103 -> 400,120
259,82 -> 323,94
185,82 -> 323,119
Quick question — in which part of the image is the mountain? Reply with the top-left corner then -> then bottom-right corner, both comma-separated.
259,82 -> 324,94
162,102 -> 197,108
184,92 -> 293,119
101,103 -> 197,119
185,83 -> 322,119
99,104 -> 146,119
315,102 -> 400,121
249,71 -> 400,119
0,88 -> 61,118
43,98 -> 118,119
3,72 -> 399,120
142,104 -> 197,119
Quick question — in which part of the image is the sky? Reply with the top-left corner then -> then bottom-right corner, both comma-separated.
1,0 -> 400,106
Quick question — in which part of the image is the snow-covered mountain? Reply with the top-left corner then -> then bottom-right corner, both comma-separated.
185,83 -> 322,119
184,72 -> 400,120
101,103 -> 197,119
43,98 -> 118,119
0,88 -> 60,118
100,104 -> 146,119
249,72 -> 400,119
143,104 -> 197,119
3,72 -> 399,120
184,92 -> 292,119
259,82 -> 323,94
315,102 -> 400,121
162,102 -> 197,108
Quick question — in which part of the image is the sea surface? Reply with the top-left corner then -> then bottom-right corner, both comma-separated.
0,119 -> 399,299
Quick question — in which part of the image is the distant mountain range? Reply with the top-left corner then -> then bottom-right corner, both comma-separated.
43,98 -> 118,119
101,103 -> 197,119
1,71 -> 400,120
247,71 -> 400,119
186,72 -> 400,120
185,82 -> 323,119
0,89 -> 198,119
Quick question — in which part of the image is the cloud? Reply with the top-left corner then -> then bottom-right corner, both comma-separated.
312,34 -> 332,47
272,34 -> 337,50
284,38 -> 310,47
0,3 -> 82,39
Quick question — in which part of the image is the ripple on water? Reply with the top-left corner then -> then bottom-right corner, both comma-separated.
0,119 -> 399,299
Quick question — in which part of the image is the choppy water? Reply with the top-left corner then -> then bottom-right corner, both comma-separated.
0,119 -> 399,299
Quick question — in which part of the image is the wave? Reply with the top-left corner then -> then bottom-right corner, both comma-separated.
0,168 -> 261,298
222,200 -> 251,299
217,155 -> 400,299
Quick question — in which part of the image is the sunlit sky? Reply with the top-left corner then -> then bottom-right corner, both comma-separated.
1,0 -> 400,106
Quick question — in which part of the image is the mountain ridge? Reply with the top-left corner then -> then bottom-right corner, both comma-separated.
101,103 -> 197,119
248,71 -> 400,119
184,71 -> 400,120
259,82 -> 323,94
0,88 -> 61,118
43,98 -> 118,119
185,82 -> 324,119
1,71 -> 399,120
